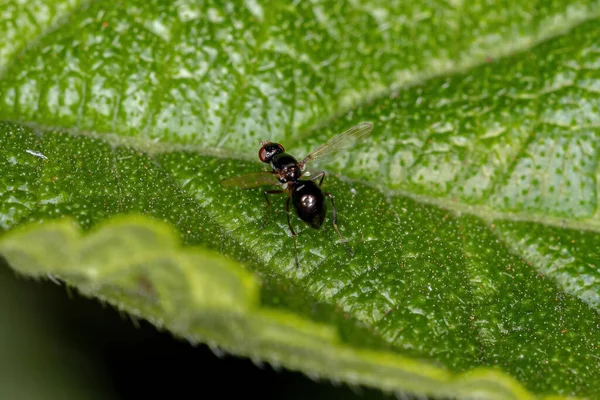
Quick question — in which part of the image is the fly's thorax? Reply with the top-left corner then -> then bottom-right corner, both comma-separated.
271,152 -> 298,169
272,153 -> 302,183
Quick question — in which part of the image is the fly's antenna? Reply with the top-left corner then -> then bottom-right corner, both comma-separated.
260,130 -> 273,146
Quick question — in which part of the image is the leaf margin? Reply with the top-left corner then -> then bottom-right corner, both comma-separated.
0,214 -> 580,400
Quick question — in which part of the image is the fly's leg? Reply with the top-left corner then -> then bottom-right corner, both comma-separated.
285,196 -> 300,268
309,171 -> 326,187
325,192 -> 354,257
261,189 -> 286,230
309,172 -> 352,256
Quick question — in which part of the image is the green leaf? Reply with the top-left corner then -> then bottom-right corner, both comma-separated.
1,1 -> 600,399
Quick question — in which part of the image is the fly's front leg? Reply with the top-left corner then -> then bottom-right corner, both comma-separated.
261,189 -> 286,230
325,192 -> 354,257
285,196 -> 300,268
308,171 -> 326,187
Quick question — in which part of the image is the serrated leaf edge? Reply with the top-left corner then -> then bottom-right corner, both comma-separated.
0,215 -> 583,400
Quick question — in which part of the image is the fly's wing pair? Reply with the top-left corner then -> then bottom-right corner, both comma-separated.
298,122 -> 373,171
220,170 -> 280,189
220,122 -> 374,190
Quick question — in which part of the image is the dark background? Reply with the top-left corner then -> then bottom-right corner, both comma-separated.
0,258 -> 404,400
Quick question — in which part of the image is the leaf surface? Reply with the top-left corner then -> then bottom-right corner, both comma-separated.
1,1 -> 600,399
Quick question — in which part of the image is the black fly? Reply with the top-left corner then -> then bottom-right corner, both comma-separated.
220,122 -> 374,267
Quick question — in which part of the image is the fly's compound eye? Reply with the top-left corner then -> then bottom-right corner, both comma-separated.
259,147 -> 268,162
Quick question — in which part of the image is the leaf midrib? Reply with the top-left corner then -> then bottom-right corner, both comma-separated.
11,119 -> 600,236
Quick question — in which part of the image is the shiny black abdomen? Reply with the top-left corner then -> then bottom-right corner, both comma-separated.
292,180 -> 326,229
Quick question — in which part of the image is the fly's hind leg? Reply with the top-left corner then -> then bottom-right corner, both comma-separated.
260,189 -> 286,230
325,192 -> 354,257
309,171 -> 326,187
285,196 -> 300,267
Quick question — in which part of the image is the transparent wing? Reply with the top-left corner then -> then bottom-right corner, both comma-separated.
300,122 -> 374,169
220,170 -> 280,189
